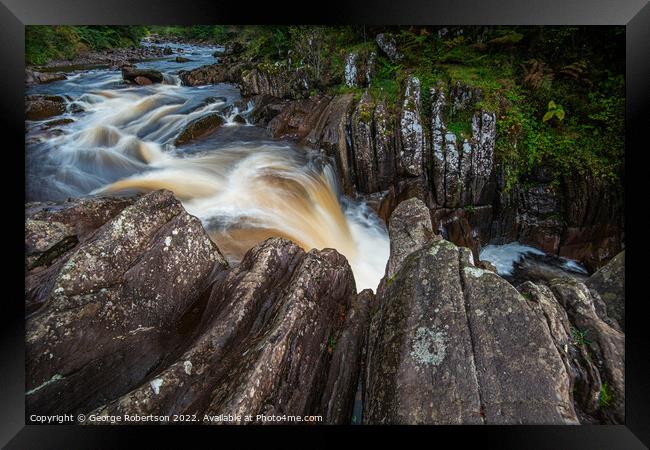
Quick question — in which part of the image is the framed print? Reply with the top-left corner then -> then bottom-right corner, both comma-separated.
1,0 -> 648,447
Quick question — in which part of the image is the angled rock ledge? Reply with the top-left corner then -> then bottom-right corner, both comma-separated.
364,238 -> 578,424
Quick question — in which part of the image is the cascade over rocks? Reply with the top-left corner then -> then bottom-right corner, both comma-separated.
24,34 -> 625,426
25,191 -> 368,424
233,62 -> 621,270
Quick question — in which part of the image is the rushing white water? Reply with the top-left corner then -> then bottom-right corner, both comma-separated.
480,241 -> 588,277
480,242 -> 545,276
25,46 -> 390,291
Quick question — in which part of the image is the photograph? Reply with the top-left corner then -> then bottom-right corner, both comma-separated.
21,24 -> 628,428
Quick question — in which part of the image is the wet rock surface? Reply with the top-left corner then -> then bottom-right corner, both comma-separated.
25,69 -> 67,85
121,67 -> 164,84
25,95 -> 66,121
174,113 -> 225,146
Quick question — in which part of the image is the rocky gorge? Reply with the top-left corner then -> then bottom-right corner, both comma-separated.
25,191 -> 625,424
175,41 -> 624,273
25,27 -> 625,425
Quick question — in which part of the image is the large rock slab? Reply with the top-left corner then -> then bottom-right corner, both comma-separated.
549,278 -> 625,423
586,250 -> 625,331
89,238 -> 366,424
25,190 -> 228,416
365,238 -> 578,424
240,65 -> 310,100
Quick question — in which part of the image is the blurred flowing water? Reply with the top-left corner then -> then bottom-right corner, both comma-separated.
25,42 -> 390,291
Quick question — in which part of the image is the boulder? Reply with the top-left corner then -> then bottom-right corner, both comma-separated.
121,67 -> 163,84
585,251 -> 624,331
89,238 -> 366,424
517,282 -> 605,423
376,33 -> 403,62
231,114 -> 246,124
25,190 -> 228,416
385,198 -> 435,279
240,65 -> 310,99
25,69 -> 67,85
179,62 -> 244,86
25,95 -> 66,121
163,46 -> 173,55
365,238 -> 579,424
174,113 -> 225,146
174,56 -> 191,63
133,76 -> 153,86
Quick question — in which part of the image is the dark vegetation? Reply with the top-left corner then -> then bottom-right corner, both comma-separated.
26,25 -> 625,190
26,26 -> 148,65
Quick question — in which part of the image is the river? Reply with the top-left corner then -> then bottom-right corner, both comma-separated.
25,41 -> 390,292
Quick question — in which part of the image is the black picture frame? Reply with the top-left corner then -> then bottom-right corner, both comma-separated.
2,0 -> 647,447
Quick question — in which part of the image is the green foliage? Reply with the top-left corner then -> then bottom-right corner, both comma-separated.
26,25 -> 147,66
543,100 -> 566,123
599,382 -> 613,409
571,327 -> 591,346
25,25 -> 624,191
